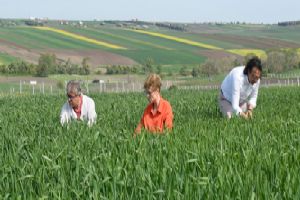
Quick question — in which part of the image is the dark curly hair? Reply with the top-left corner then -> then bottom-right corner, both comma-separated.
243,57 -> 262,75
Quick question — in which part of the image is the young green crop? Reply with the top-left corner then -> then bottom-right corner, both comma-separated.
0,87 -> 300,199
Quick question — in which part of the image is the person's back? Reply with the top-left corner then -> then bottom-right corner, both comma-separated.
221,66 -> 244,99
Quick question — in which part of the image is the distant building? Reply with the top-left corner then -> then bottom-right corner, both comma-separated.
60,20 -> 69,25
24,18 -> 44,26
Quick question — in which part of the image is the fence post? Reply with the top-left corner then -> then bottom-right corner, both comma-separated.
86,81 -> 89,94
132,82 -> 135,92
19,80 -> 22,94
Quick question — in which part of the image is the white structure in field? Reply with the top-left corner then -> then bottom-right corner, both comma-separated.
30,80 -> 37,85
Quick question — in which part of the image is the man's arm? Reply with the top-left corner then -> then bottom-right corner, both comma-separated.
248,83 -> 259,110
60,104 -> 69,125
87,99 -> 97,126
231,75 -> 243,115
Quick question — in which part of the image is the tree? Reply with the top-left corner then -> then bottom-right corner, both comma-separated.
18,61 -> 29,74
36,53 -> 56,77
81,57 -> 90,75
7,63 -> 17,74
156,65 -> 162,75
233,58 -> 242,67
284,49 -> 299,71
179,66 -> 190,76
266,50 -> 285,73
56,60 -> 67,74
143,57 -> 154,74
191,66 -> 201,77
200,59 -> 219,77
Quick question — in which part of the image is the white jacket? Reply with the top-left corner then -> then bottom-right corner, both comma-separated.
60,94 -> 97,126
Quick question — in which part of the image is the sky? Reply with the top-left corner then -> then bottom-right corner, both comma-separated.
0,0 -> 299,24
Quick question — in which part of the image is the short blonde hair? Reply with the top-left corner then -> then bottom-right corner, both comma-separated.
144,74 -> 162,91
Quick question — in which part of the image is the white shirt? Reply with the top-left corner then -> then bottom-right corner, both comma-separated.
60,94 -> 97,126
221,66 -> 260,115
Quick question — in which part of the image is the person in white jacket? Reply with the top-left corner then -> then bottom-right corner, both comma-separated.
219,57 -> 262,119
60,80 -> 97,126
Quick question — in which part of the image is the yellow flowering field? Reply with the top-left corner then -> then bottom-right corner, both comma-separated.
131,29 -> 223,50
34,26 -> 126,49
227,49 -> 267,58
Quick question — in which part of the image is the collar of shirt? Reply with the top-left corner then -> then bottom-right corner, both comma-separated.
243,74 -> 258,88
73,95 -> 83,117
150,98 -> 163,115
244,74 -> 250,84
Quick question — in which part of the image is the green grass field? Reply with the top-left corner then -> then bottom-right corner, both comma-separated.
212,24 -> 300,44
0,53 -> 18,65
1,87 -> 300,199
152,29 -> 243,49
0,26 -> 207,66
0,27 -> 104,50
57,26 -> 208,65
1,23 -> 300,70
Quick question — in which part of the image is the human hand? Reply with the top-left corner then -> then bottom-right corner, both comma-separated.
246,110 -> 253,119
240,112 -> 249,119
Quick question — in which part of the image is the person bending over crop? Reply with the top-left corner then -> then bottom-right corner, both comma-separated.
134,74 -> 173,135
219,57 -> 262,119
60,80 -> 97,126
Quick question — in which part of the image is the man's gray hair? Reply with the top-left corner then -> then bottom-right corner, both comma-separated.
66,80 -> 81,95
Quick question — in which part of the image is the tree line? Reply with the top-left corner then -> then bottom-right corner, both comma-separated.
188,49 -> 300,78
1,49 -> 299,77
278,21 -> 300,26
0,54 -> 90,77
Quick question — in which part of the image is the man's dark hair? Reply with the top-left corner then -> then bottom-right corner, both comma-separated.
243,57 -> 262,75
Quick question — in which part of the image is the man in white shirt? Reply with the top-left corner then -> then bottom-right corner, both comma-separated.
219,57 -> 262,119
60,80 -> 97,126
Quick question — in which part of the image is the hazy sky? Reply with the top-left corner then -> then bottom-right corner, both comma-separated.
0,0 -> 299,23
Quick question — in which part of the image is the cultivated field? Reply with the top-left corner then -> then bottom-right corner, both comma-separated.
1,23 -> 300,72
1,87 -> 300,199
